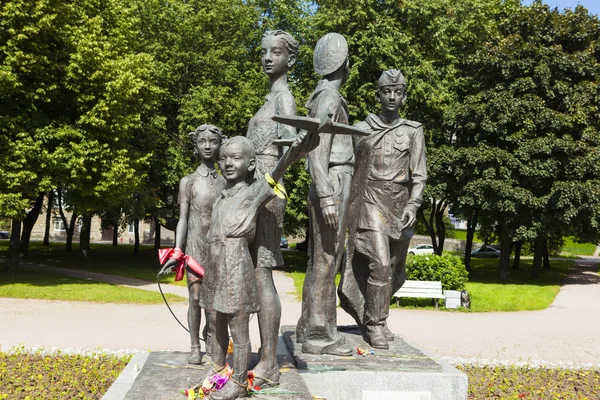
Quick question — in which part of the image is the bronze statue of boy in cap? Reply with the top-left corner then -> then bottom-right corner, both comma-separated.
296,32 -> 355,356
339,69 -> 427,349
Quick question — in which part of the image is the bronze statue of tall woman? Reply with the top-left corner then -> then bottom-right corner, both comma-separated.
245,29 -> 299,387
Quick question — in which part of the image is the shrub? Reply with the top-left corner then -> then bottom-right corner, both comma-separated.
406,254 -> 468,290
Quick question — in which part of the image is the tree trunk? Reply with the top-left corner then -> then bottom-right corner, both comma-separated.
57,188 -> 77,252
464,210 -> 478,272
531,237 -> 543,278
43,191 -> 53,246
542,239 -> 551,269
20,193 -> 45,257
418,199 -> 438,253
153,216 -> 161,250
79,214 -> 92,259
497,222 -> 511,282
434,200 -> 448,255
133,218 -> 140,256
7,218 -> 21,272
512,240 -> 523,270
112,223 -> 119,246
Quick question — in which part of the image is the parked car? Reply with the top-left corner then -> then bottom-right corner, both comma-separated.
470,245 -> 501,258
408,244 -> 435,255
280,237 -> 288,249
0,231 -> 9,239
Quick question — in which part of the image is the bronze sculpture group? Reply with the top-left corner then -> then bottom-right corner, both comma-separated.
160,30 -> 426,399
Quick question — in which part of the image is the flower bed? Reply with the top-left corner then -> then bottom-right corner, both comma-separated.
0,349 -> 130,400
457,364 -> 600,399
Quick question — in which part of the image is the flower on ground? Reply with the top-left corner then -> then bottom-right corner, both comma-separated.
210,374 -> 229,390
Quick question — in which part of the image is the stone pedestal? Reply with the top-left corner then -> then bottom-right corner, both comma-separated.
281,325 -> 468,400
104,327 -> 467,400
103,338 -> 312,400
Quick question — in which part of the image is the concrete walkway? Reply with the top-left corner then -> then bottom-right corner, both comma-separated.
1,257 -> 599,366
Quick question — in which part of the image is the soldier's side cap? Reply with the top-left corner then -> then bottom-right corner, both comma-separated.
378,69 -> 407,87
313,33 -> 348,76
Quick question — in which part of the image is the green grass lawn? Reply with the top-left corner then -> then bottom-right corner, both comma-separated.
0,241 -> 579,310
280,251 -> 575,312
446,231 -> 597,256
560,236 -> 597,256
452,229 -> 482,242
463,257 -> 572,312
0,241 -> 186,286
0,241 -> 187,303
0,269 -> 185,303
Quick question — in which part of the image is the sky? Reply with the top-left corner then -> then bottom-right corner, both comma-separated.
521,0 -> 600,16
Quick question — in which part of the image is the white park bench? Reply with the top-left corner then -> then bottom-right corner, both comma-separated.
392,280 -> 445,309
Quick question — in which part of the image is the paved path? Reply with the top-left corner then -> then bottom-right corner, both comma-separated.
1,258 -> 599,366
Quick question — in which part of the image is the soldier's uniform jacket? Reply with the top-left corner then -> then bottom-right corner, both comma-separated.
338,114 -> 427,327
350,114 -> 426,239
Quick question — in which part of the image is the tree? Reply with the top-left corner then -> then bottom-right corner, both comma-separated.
1,0 -> 163,259
131,0 -> 266,240
452,2 -> 600,280
19,193 -> 45,256
56,187 -> 78,253
42,191 -> 53,246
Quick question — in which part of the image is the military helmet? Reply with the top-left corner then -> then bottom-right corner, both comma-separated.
313,33 -> 348,76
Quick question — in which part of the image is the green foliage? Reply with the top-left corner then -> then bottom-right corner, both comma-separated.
452,3 -> 600,276
516,237 -> 563,256
2,0 -> 599,251
0,349 -> 130,399
406,254 -> 468,290
0,0 -> 163,220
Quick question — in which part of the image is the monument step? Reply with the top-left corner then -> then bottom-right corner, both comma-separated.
103,338 -> 312,400
282,325 -> 468,400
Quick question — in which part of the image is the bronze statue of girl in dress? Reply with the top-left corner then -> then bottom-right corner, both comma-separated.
159,125 -> 226,364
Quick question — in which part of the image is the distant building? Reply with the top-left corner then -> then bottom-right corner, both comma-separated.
25,197 -> 174,245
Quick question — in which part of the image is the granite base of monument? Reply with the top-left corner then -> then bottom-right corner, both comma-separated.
103,338 -> 312,400
281,325 -> 468,400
